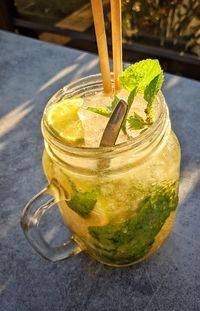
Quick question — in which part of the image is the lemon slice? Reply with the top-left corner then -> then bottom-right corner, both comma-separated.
47,98 -> 84,144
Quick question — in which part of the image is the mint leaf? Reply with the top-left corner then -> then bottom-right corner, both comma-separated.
88,59 -> 164,136
87,107 -> 112,118
127,87 -> 137,107
128,113 -> 146,130
119,59 -> 163,93
68,189 -> 97,217
144,73 -> 163,104
111,96 -> 120,110
87,97 -> 119,120
119,59 -> 163,127
122,87 -> 137,134
144,73 -> 164,124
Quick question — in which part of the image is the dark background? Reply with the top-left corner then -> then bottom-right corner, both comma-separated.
0,0 -> 200,79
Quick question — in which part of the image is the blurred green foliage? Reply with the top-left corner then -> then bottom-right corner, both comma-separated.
15,0 -> 200,56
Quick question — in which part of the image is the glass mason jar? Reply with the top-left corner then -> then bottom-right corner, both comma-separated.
21,74 -> 181,267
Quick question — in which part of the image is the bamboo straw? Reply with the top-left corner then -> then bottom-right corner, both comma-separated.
91,0 -> 112,95
110,0 -> 122,94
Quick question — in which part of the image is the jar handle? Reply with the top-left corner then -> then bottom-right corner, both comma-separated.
20,186 -> 81,262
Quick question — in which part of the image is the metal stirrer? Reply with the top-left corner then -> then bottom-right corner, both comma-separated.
100,99 -> 128,147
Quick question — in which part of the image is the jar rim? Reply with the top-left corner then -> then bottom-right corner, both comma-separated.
41,73 -> 169,158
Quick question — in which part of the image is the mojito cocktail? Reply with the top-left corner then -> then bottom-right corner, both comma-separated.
41,69 -> 180,266
21,1 -> 181,267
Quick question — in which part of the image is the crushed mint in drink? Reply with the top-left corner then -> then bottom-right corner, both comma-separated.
88,181 -> 178,264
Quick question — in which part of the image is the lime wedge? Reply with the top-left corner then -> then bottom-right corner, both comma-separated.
46,98 -> 84,144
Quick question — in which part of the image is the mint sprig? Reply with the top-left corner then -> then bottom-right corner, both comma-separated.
119,59 -> 163,125
87,59 -> 164,133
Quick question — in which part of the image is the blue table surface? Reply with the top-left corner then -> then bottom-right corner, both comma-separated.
0,30 -> 200,311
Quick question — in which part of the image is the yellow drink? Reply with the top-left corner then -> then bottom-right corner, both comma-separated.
41,75 -> 180,266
